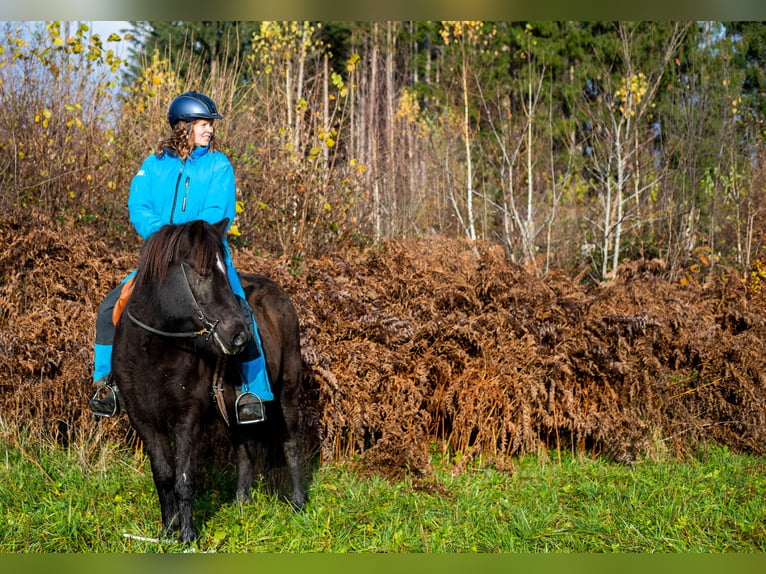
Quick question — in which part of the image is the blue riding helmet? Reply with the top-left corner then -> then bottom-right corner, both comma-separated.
167,91 -> 224,128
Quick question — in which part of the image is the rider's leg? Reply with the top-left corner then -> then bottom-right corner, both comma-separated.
226,259 -> 274,424
89,282 -> 123,417
233,296 -> 273,423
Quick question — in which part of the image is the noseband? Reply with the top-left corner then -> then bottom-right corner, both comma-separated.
126,262 -> 224,344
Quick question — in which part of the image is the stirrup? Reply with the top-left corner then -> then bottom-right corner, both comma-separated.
89,384 -> 120,418
235,391 -> 265,425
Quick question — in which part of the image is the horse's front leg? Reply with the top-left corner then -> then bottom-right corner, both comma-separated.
172,412 -> 203,543
234,438 -> 256,504
128,417 -> 181,536
152,442 -> 182,537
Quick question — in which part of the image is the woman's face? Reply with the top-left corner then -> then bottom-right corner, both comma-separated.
189,119 -> 214,147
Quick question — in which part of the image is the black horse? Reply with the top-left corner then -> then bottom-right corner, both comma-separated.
111,218 -> 306,543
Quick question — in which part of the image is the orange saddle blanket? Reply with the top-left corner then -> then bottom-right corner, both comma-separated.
112,276 -> 135,326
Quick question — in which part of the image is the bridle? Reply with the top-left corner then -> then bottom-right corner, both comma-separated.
126,262 -> 227,347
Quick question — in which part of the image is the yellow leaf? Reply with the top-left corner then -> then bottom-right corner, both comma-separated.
324,203 -> 331,212
235,200 -> 244,214
69,191 -> 75,198
228,223 -> 241,236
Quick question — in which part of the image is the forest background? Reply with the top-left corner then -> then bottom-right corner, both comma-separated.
2,21 -> 766,468
4,20 -> 766,282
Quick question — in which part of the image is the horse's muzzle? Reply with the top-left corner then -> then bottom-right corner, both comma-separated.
213,328 -> 249,356
232,331 -> 249,352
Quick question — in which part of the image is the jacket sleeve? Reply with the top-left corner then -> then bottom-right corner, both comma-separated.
128,155 -> 165,240
200,154 -> 237,233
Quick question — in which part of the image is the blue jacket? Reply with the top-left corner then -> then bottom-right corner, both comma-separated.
129,145 -> 235,238
127,145 -> 245,299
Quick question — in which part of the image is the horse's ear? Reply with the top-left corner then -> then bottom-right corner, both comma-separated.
212,218 -> 230,240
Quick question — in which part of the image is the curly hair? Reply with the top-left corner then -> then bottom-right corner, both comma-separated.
155,120 -> 219,160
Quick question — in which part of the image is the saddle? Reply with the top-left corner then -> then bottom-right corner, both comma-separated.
112,276 -> 135,326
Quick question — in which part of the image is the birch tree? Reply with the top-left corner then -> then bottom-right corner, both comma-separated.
581,22 -> 688,278
440,21 -> 485,241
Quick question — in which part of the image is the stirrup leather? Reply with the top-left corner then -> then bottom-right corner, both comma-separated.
235,390 -> 265,425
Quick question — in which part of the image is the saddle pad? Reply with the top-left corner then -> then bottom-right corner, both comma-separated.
112,276 -> 136,326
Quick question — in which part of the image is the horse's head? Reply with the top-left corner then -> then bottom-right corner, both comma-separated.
132,219 -> 249,355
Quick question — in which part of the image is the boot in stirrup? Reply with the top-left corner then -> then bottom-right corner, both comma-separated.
235,386 -> 265,424
89,376 -> 122,418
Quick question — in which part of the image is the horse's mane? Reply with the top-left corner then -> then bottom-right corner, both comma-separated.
134,221 -> 222,285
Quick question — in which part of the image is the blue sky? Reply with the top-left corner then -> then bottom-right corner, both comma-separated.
89,21 -> 131,38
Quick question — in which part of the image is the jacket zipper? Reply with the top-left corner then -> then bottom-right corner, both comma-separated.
169,167 -> 183,223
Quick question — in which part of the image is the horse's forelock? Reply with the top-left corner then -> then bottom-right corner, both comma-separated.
135,222 -> 221,286
191,222 -> 220,276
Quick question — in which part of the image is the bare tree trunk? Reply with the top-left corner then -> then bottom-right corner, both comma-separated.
322,52 -> 329,173
285,59 -> 293,142
603,174 -> 613,280
356,28 -> 366,172
461,42 -> 476,241
386,21 -> 396,234
525,56 -> 534,261
292,22 -> 308,152
612,132 -> 625,275
349,31 -> 357,168
370,23 -> 380,239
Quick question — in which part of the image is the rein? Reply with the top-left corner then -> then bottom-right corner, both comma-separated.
126,262 -> 222,342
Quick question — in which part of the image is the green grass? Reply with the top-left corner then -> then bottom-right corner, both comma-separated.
1,433 -> 764,552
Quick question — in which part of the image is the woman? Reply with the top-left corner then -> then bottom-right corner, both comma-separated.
89,91 -> 271,424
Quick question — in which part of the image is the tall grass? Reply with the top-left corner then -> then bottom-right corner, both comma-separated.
1,431 -> 764,552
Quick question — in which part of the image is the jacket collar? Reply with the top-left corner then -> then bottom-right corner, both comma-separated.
190,145 -> 210,160
162,145 -> 210,161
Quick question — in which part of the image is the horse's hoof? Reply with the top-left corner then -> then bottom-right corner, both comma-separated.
290,494 -> 307,513
235,489 -> 252,506
178,528 -> 197,545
